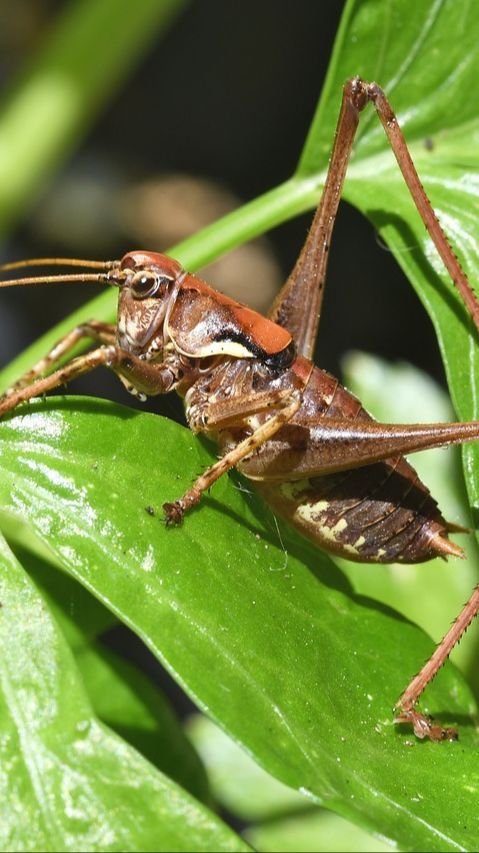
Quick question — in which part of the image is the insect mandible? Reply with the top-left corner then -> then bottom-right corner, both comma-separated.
1,78 -> 479,743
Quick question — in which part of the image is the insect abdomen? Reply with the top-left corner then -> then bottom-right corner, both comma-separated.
252,366 -> 461,564
256,458 -> 456,563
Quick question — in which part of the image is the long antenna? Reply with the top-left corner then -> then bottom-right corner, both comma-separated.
0,256 -> 122,288
0,257 -> 115,273
0,272 -> 115,287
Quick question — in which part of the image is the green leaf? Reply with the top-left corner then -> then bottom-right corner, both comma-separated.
245,809 -> 393,853
0,399 -> 478,852
0,531 -> 249,852
186,713 -> 309,822
76,643 -> 210,803
8,541 -> 117,650
304,0 -> 479,514
299,0 -> 479,174
187,714 -> 392,852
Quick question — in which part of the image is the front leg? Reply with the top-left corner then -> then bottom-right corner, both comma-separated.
0,347 -> 179,418
163,392 -> 302,525
1,321 -> 116,397
0,346 -> 120,417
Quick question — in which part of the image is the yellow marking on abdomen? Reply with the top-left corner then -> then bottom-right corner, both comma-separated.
295,505 -> 348,542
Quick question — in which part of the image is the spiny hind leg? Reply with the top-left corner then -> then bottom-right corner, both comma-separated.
269,78 -> 479,359
395,583 -> 479,741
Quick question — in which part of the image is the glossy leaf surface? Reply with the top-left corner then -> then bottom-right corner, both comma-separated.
186,713 -> 308,822
0,399 -> 478,851
188,713 -> 391,853
76,643 -> 210,802
0,530 -> 248,852
306,0 -> 479,513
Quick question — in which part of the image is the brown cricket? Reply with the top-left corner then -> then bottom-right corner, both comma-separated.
1,77 -> 479,742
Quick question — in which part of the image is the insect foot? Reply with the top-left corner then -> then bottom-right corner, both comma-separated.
163,501 -> 186,526
394,708 -> 458,742
163,482 -> 204,525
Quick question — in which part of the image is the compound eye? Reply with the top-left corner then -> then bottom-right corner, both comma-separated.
131,272 -> 165,299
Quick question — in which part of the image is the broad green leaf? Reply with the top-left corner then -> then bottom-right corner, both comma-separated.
186,713 -> 309,822
76,643 -> 210,803
245,809 -> 393,853
299,0 -> 479,173
0,399 -> 478,852
340,352 -> 479,675
187,714 -> 392,852
8,540 -> 117,650
0,531 -> 249,852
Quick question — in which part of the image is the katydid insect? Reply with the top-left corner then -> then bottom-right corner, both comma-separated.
1,77 -> 479,742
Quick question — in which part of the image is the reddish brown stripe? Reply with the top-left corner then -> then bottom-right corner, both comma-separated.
182,276 -> 292,355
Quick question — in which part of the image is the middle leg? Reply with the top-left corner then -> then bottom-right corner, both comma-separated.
163,392 -> 302,524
